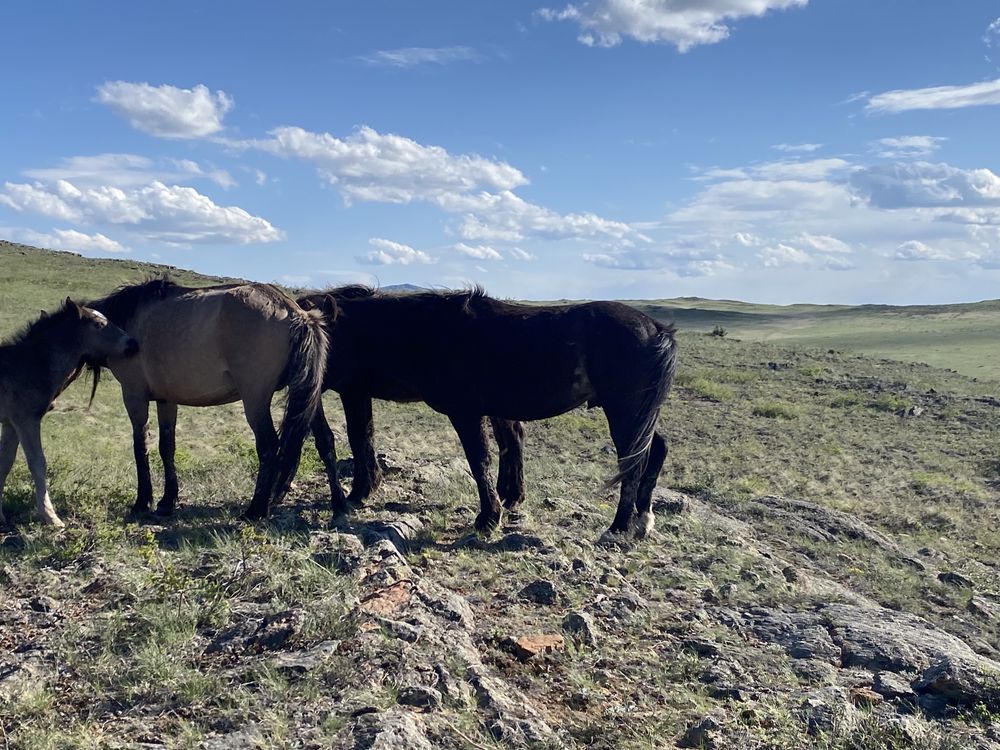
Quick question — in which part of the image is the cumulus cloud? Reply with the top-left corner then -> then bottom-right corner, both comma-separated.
96,81 -> 233,139
893,240 -> 952,261
850,162 -> 1000,209
539,0 -> 808,51
795,233 -> 852,253
773,143 -> 823,153
21,153 -> 236,189
866,77 -> 1000,113
584,245 -> 734,276
11,227 -> 126,254
759,243 -> 810,266
871,135 -> 946,159
358,46 -> 483,67
0,180 -> 282,244
985,17 -> 1000,47
357,237 -> 432,266
241,124 -> 640,244
454,242 -> 503,260
251,125 -> 527,204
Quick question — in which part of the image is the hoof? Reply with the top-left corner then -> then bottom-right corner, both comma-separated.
154,502 -> 176,517
632,511 -> 654,540
36,512 -> 65,529
474,509 -> 503,534
345,493 -> 368,508
129,502 -> 151,517
501,497 -> 525,511
241,507 -> 268,522
597,528 -> 631,548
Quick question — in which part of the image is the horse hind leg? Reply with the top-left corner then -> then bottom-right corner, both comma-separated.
602,402 -> 651,537
155,401 -> 179,516
490,418 -> 525,510
312,401 -> 349,516
450,414 -> 503,533
633,430 -> 667,539
343,394 -> 381,505
241,392 -> 279,520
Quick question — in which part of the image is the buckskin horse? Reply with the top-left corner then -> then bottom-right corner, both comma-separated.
89,279 -> 327,519
0,299 -> 138,526
299,286 -> 677,538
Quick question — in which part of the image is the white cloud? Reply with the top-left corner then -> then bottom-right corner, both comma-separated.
866,77 -> 1000,113
358,46 -> 483,68
850,162 -> 1000,209
454,242 -> 502,260
357,237 -> 432,266
759,243 -> 810,266
96,81 -> 233,139
795,233 -> 852,253
584,245 -> 733,276
241,124 -> 640,244
252,125 -> 527,204
539,0 -> 808,51
1,180 -> 282,244
985,18 -> 1000,47
893,240 -> 952,261
443,190 -> 640,242
507,247 -> 535,260
773,143 -> 823,153
871,135 -> 946,159
23,153 -> 235,189
11,227 -> 126,254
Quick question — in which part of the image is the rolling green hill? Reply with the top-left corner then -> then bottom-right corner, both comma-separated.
632,296 -> 1000,381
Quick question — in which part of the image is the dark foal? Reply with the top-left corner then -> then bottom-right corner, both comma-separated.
300,287 -> 677,538
0,299 -> 137,526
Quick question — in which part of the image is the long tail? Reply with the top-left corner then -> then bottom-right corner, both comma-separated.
270,307 -> 329,504
608,322 -> 678,487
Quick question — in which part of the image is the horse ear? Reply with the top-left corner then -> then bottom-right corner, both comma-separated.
66,297 -> 83,318
322,295 -> 340,324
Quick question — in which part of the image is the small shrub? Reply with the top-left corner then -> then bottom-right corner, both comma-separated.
829,391 -> 862,408
797,364 -> 825,379
686,378 -> 736,402
752,401 -> 799,419
870,394 -> 911,413
711,325 -> 727,338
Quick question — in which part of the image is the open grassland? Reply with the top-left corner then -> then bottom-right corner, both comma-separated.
631,297 -> 1000,382
3,242 -> 1000,748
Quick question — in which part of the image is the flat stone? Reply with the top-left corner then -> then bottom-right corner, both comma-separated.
873,671 -> 916,700
507,634 -> 565,661
938,571 -> 974,588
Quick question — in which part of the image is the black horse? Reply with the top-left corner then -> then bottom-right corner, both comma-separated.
299,286 -> 677,539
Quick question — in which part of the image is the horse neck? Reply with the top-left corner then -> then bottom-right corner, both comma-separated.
14,325 -> 86,404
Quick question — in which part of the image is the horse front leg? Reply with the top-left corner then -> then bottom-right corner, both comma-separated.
342,394 -> 380,505
450,414 -> 503,533
0,419 -> 21,526
490,418 -> 526,510
124,394 -> 153,515
312,401 -> 349,515
242,392 -> 278,520
155,401 -> 179,516
14,418 -> 63,527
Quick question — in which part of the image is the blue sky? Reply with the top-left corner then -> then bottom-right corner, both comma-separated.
2,1 -> 1000,303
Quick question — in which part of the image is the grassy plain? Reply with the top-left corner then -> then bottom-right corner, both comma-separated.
2,240 -> 1000,748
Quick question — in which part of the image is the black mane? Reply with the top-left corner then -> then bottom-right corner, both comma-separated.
1,301 -> 79,351
89,277 -> 180,327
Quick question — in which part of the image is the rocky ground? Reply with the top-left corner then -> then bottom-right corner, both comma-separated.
3,332 -> 1000,749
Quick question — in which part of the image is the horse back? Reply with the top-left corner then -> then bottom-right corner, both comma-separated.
114,283 -> 297,405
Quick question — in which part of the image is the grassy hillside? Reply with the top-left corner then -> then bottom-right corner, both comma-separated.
2,242 -> 1000,748
630,297 -> 1000,382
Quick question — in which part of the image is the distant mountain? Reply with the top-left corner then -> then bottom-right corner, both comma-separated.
381,283 -> 426,293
